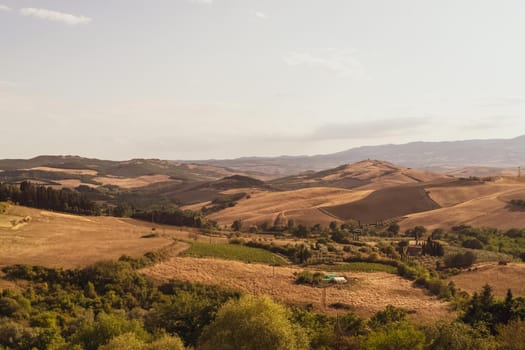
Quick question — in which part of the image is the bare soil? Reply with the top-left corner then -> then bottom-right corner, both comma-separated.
208,187 -> 372,226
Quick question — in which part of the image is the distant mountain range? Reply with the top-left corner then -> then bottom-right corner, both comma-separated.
190,135 -> 525,176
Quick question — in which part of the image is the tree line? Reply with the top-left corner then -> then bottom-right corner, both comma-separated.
0,181 -> 100,215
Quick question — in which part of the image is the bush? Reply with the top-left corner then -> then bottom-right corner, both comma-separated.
462,239 -> 483,250
295,271 -> 323,286
444,252 -> 476,269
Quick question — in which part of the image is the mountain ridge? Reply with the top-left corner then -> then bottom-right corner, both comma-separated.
189,135 -> 525,176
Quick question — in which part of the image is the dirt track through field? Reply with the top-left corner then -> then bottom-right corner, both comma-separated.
142,257 -> 453,323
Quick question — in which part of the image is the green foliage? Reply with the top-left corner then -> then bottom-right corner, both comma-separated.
0,181 -> 99,215
462,238 -> 484,249
368,305 -> 407,329
295,244 -> 312,264
132,208 -> 210,228
386,223 -> 400,236
202,193 -> 246,215
425,321 -> 496,350
235,240 -> 309,264
421,237 -> 445,256
294,271 -> 324,285
72,312 -> 149,350
98,332 -> 146,350
362,321 -> 425,350
231,219 -> 243,231
496,319 -> 525,350
316,262 -> 397,273
182,242 -> 286,264
444,251 -> 477,268
198,295 -> 309,350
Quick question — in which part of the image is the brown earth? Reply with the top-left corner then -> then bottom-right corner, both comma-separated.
207,187 -> 373,227
322,184 -> 441,224
400,178 -> 525,231
142,257 -> 453,323
450,262 -> 525,297
270,160 -> 449,191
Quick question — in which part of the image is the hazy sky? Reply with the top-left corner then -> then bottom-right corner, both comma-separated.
1,0 -> 524,160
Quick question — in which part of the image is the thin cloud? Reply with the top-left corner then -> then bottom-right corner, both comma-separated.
255,11 -> 267,20
283,49 -> 366,78
20,8 -> 92,25
0,4 -> 11,11
189,0 -> 213,4
309,118 -> 430,141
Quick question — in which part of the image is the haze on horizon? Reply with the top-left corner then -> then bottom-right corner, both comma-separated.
1,0 -> 524,160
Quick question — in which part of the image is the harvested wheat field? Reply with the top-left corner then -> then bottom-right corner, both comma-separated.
323,184 -> 440,224
450,262 -> 525,297
400,179 -> 525,231
0,205 -> 186,269
142,257 -> 453,323
56,179 -> 98,188
208,187 -> 372,226
28,167 -> 99,176
92,175 -> 178,189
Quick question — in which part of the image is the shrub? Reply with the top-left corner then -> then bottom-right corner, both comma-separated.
462,239 -> 483,250
444,252 -> 476,269
295,271 -> 323,286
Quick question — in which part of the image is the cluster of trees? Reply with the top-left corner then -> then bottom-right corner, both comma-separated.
510,199 -> 525,208
201,193 -> 246,215
462,285 -> 518,332
2,250 -> 525,349
421,237 -> 445,257
131,208 -> 213,229
0,181 -> 100,215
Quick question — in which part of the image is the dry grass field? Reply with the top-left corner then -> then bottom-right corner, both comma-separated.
400,178 -> 525,231
0,205 -> 181,269
55,179 -> 98,188
207,187 -> 373,226
450,262 -> 525,297
28,167 -> 98,176
142,257 -> 454,323
92,175 -> 178,188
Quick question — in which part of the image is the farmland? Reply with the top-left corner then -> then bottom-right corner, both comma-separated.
142,256 -> 453,322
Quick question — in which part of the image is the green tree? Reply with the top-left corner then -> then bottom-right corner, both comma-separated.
99,333 -> 145,350
198,295 -> 308,350
496,320 -> 525,350
362,322 -> 425,350
295,244 -> 312,264
231,219 -> 243,231
426,321 -> 496,350
386,223 -> 400,236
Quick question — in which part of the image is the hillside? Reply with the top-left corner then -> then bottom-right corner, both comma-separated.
191,135 -> 525,176
399,177 -> 525,231
0,204 -> 174,268
207,160 -> 450,227
0,156 -> 271,209
270,159 -> 449,191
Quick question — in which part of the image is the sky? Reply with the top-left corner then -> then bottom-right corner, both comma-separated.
1,0 -> 524,160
